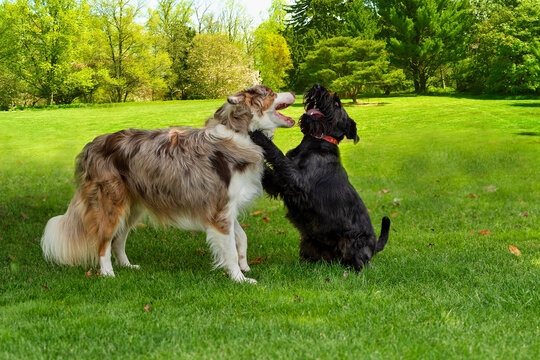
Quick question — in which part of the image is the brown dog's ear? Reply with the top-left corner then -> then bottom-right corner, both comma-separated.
227,94 -> 245,105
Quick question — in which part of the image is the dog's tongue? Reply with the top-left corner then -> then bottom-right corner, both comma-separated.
306,108 -> 324,118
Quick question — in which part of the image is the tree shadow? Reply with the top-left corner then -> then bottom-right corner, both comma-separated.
508,103 -> 540,108
515,131 -> 539,136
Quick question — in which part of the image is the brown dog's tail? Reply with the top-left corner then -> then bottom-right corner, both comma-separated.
375,216 -> 390,254
41,191 -> 98,267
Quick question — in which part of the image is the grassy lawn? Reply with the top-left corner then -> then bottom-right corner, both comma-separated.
0,95 -> 539,359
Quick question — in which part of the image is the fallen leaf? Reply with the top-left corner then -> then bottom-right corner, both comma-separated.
377,189 -> 390,195
469,230 -> 474,234
482,185 -> 498,193
144,302 -> 152,312
40,284 -> 50,291
469,193 -> 479,198
391,213 -> 398,217
325,277 -> 330,283
197,249 -> 207,255
478,230 -> 492,235
248,256 -> 267,265
136,223 -> 147,228
294,295 -> 303,302
391,228 -> 397,232
262,216 -> 270,223
520,211 -> 529,218
85,268 -> 93,278
20,212 -> 29,219
393,198 -> 401,207
413,249 -> 418,253
508,245 -> 521,256
367,209 -> 372,213
250,210 -> 268,216
240,223 -> 250,228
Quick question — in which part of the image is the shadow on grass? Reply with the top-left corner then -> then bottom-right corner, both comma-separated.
515,131 -> 539,136
508,103 -> 540,108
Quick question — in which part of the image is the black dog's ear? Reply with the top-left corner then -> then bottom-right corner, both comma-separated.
333,93 -> 342,108
347,118 -> 360,144
300,114 -> 332,136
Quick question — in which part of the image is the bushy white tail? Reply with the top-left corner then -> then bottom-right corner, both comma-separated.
41,199 -> 98,267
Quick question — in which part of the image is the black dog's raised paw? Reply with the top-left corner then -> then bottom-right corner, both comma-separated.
249,130 -> 272,147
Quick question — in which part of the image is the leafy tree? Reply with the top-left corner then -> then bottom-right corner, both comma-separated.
344,0 -> 380,39
375,0 -> 471,93
300,36 -> 405,102
185,34 -> 260,99
284,0 -> 347,90
147,0 -> 195,99
1,0 -> 92,105
455,0 -> 539,94
252,0 -> 292,90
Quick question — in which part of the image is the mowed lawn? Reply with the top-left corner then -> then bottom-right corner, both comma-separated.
0,95 -> 538,359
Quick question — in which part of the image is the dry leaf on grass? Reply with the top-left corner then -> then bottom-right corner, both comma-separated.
197,249 -> 207,255
377,189 -> 390,195
136,223 -> 147,228
248,256 -> 268,265
250,210 -> 268,216
40,284 -> 50,291
85,268 -> 93,278
508,245 -> 521,256
520,211 -> 529,218
262,216 -> 270,223
469,193 -> 479,198
20,212 -> 29,219
294,295 -> 303,302
144,302 -> 152,312
478,230 -> 492,235
240,223 -> 250,228
391,213 -> 398,217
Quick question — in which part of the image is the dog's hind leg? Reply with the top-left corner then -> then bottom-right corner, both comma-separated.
112,205 -> 143,269
233,220 -> 250,272
206,218 -> 257,284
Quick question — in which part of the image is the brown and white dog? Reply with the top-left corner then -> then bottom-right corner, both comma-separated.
41,85 -> 295,283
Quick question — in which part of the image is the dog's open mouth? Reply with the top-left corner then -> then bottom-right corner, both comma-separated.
274,102 -> 295,127
306,108 -> 324,118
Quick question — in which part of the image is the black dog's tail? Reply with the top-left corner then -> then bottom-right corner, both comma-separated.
375,216 -> 390,254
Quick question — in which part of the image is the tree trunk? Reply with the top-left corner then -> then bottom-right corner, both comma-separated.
440,68 -> 446,89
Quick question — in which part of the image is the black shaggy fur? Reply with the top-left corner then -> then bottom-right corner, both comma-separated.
250,84 -> 390,271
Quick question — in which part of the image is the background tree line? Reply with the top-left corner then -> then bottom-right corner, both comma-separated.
0,0 -> 538,109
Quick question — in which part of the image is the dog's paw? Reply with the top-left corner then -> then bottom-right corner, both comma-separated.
230,271 -> 257,284
240,264 -> 251,272
100,268 -> 116,277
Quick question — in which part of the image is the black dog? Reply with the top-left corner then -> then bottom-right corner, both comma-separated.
250,84 -> 389,271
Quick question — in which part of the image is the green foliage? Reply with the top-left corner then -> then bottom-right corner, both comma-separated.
300,37 -> 405,101
185,34 -> 261,99
252,0 -> 292,91
455,0 -> 540,94
375,0 -> 471,93
343,0 -> 379,39
284,0 -> 347,90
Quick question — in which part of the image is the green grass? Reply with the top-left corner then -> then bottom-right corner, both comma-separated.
0,95 -> 539,359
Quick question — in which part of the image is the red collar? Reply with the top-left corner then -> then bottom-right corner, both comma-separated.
313,134 -> 338,145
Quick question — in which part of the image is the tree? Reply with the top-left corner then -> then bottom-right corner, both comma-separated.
375,0 -> 471,93
1,0 -> 92,105
455,0 -> 539,94
93,0 -> 152,102
252,0 -> 292,90
284,0 -> 347,90
185,34 -> 260,99
300,37 -> 405,102
344,0 -> 380,39
147,0 -> 195,99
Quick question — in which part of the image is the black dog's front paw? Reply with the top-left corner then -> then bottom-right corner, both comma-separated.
249,130 -> 271,146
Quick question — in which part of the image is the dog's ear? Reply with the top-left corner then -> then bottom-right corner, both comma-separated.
333,93 -> 342,108
346,118 -> 360,144
300,114 -> 333,136
227,94 -> 245,105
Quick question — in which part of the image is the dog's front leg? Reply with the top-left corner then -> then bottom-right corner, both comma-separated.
234,220 -> 250,272
206,222 -> 257,284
